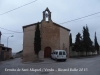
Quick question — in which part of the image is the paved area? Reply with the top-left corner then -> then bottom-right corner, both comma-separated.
0,55 -> 100,75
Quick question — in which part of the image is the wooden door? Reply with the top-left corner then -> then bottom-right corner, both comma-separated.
44,47 -> 51,58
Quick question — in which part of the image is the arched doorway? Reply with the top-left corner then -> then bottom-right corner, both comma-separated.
44,47 -> 51,58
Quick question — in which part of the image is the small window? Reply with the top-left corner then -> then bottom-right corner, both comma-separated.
54,52 -> 55,54
59,51 -> 62,55
56,52 -> 58,55
63,52 -> 66,55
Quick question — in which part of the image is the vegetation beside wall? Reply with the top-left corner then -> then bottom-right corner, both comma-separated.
70,25 -> 100,57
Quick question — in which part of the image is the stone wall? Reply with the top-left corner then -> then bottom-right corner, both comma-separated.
4,51 -> 9,60
60,27 -> 70,57
23,21 -> 70,61
41,20 -> 60,52
23,25 -> 36,62
9,49 -> 12,58
69,46 -> 98,57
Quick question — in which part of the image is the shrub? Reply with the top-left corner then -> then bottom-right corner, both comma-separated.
10,57 -> 14,59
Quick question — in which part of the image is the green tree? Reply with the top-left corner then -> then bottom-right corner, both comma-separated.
69,33 -> 72,46
91,44 -> 95,55
34,22 -> 41,57
94,32 -> 99,55
73,32 -> 82,56
82,25 -> 92,56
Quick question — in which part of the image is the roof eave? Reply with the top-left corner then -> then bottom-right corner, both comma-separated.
53,22 -> 70,31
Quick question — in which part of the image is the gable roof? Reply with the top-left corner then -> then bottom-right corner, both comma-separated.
23,22 -> 39,29
23,22 -> 70,31
53,22 -> 70,31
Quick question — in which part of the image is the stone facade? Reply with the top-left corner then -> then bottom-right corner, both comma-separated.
41,21 -> 60,52
0,46 -> 12,61
23,24 -> 36,61
22,8 -> 70,62
60,27 -> 70,57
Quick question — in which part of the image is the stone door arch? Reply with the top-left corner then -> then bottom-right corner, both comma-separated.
44,47 -> 51,58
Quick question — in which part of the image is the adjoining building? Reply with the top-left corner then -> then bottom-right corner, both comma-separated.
22,8 -> 70,62
0,44 -> 12,61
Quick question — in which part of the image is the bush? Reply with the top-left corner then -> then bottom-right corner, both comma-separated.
10,57 -> 14,59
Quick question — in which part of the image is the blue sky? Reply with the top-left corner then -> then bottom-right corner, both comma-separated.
0,0 -> 100,52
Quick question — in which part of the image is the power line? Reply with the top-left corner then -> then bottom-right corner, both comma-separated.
0,11 -> 100,34
0,27 -> 22,33
3,33 -> 22,34
59,12 -> 100,24
0,0 -> 38,15
0,0 -> 38,34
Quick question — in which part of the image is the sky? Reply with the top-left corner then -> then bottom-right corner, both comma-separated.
0,0 -> 100,53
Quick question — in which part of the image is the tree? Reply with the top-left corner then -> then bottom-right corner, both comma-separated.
91,44 -> 95,55
16,50 -> 23,54
34,22 -> 41,58
73,32 -> 82,56
82,25 -> 92,56
69,33 -> 72,46
94,32 -> 99,55
0,31 -> 2,44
